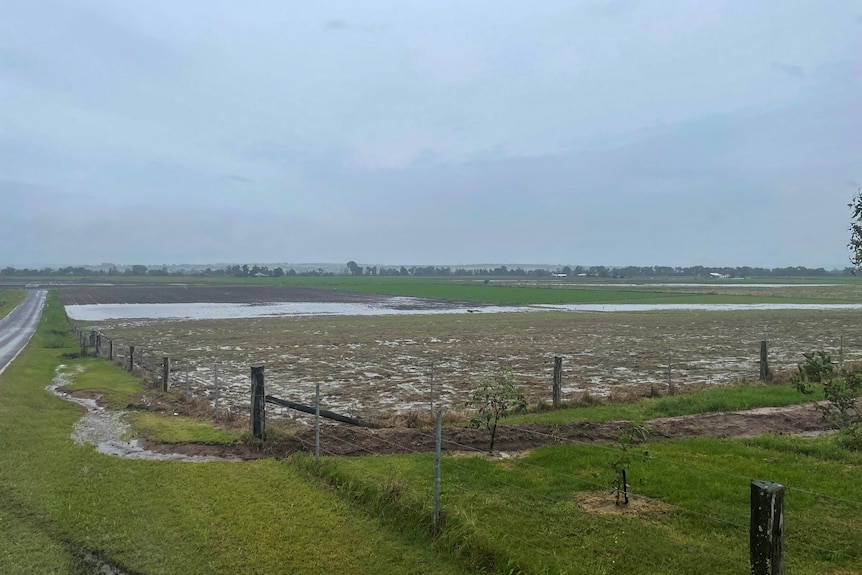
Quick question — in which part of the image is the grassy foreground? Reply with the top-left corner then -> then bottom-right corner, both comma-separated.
508,379 -> 825,424
305,435 -> 862,575
0,294 -> 467,574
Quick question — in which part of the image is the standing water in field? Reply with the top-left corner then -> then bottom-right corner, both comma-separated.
47,365 -> 236,462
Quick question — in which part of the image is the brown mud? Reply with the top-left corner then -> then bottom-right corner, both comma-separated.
137,401 -> 833,460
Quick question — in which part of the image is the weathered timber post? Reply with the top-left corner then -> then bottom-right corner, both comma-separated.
434,409 -> 442,532
162,357 -> 170,392
840,333 -> 845,370
750,480 -> 785,575
95,333 -> 101,356
89,330 -> 96,347
429,364 -> 435,416
213,364 -> 219,419
315,382 -> 321,463
552,356 -> 563,408
128,346 -> 135,372
250,364 -> 266,439
185,370 -> 190,398
667,351 -> 675,395
759,341 -> 769,381
108,340 -> 113,361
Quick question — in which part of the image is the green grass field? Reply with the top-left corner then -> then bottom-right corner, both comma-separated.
308,433 -> 862,574
44,273 -> 862,304
0,288 -> 26,319
0,294 -> 468,574
259,275 -> 862,305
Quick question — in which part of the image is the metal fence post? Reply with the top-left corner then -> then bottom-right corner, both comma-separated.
434,409 -> 442,532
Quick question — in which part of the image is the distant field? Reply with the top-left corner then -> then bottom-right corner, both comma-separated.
257,275 -> 862,305
52,274 -> 862,305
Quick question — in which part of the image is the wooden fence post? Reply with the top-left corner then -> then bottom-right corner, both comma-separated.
213,364 -> 219,419
315,382 -> 320,463
162,357 -> 170,392
128,346 -> 135,372
750,480 -> 785,575
250,364 -> 266,439
552,356 -> 562,408
759,341 -> 769,381
108,340 -> 113,361
95,333 -> 101,356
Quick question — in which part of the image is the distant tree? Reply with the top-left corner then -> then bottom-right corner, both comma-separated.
849,188 -> 862,271
466,367 -> 527,453
272,267 -> 284,277
562,266 -> 572,276
346,261 -> 363,276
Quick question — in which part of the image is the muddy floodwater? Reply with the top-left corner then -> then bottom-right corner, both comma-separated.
49,365 -> 236,462
65,301 -> 862,322
65,299 -> 539,321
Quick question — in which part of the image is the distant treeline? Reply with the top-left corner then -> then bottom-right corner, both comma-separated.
0,263 -> 854,279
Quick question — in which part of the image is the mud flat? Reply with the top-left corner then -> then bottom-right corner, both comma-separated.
71,307 -> 862,422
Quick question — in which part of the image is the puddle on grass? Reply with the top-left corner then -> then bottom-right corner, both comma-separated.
47,365 -> 236,462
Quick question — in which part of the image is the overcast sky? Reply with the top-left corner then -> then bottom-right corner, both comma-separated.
2,1 -> 860,268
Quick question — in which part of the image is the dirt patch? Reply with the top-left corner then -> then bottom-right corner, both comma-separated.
644,402 -> 833,440
575,491 -> 673,517
76,308 -> 862,422
131,400 -> 835,460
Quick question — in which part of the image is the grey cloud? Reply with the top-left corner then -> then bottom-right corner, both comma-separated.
2,0 -> 860,268
223,174 -> 255,185
770,62 -> 806,79
324,19 -> 350,31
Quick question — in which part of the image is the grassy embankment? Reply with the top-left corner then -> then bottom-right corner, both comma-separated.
298,432 -> 862,575
0,293 -> 468,574
509,379 -> 825,424
0,288 -> 26,319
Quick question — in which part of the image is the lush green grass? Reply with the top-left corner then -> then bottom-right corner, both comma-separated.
129,412 -> 239,444
508,380 -> 825,424
256,276 -> 853,305
310,434 -> 862,574
0,288 -> 26,319
60,356 -> 144,409
0,293 -> 468,575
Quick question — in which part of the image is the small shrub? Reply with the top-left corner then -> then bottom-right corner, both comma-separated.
837,423 -> 862,451
466,367 -> 527,452
791,351 -> 834,394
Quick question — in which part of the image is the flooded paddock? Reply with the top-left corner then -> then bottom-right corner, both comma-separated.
66,299 -> 862,422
